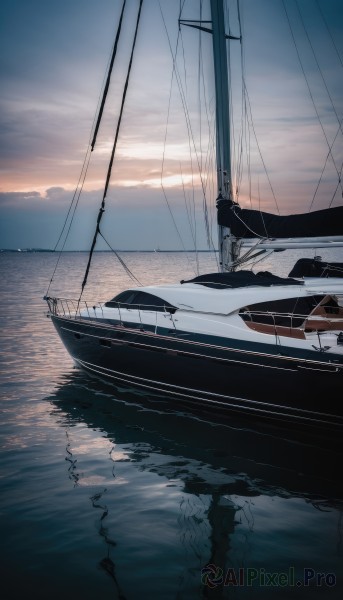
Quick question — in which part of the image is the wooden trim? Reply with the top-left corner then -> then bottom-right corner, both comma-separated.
244,320 -> 305,339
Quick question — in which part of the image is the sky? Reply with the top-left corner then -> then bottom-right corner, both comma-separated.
0,0 -> 342,250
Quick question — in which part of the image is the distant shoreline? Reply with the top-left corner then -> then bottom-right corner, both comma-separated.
0,249 -> 217,253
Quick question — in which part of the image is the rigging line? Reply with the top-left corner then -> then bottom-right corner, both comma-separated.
315,0 -> 343,70
179,24 -> 199,260
204,121 -> 219,259
56,152 -> 92,253
244,102 -> 252,209
199,3 -> 212,159
229,243 -> 258,266
296,0 -> 343,135
158,18 -> 195,270
227,3 -> 243,206
235,96 -> 244,202
238,244 -> 266,264
79,0 -> 143,301
234,246 -> 272,269
329,160 -> 343,209
227,0 -> 243,203
194,106 -> 217,257
237,0 -> 251,207
91,0 -> 126,151
98,232 -> 142,286
160,3 -> 216,270
239,79 -> 252,209
180,162 -> 199,275
257,177 -> 264,237
197,20 -> 219,267
197,16 -> 213,165
180,6 -> 213,261
197,1 -> 203,174
248,250 -> 275,270
235,76 -> 245,204
103,2 -> 143,201
235,108 -> 245,203
183,6 -> 213,248
257,176 -> 268,238
178,0 -> 188,94
161,4 -> 215,251
308,120 -> 343,212
45,148 -> 92,296
182,15 -> 211,259
240,14 -> 253,212
231,202 -> 269,240
227,27 -> 237,198
282,0 -> 343,186
173,10 -> 218,266
243,80 -> 280,215
52,152 -> 91,253
179,70 -> 213,250
179,19 -> 188,97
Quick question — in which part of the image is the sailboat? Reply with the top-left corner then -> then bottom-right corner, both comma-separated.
45,0 -> 343,434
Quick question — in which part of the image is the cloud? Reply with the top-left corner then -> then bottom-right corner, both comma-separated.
0,183 -> 218,251
0,190 -> 41,207
45,187 -> 74,201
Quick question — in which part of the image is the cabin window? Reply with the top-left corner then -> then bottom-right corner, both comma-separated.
131,292 -> 176,312
105,291 -> 137,309
105,290 -> 176,313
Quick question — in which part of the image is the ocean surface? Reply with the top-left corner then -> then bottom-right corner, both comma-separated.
0,251 -> 342,600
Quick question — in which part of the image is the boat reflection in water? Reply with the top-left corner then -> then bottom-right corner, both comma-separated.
49,371 -> 343,598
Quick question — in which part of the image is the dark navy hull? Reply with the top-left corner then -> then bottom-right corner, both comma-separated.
51,315 -> 343,434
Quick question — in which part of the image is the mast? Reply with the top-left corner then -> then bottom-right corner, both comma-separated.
210,0 -> 237,272
211,0 -> 231,199
180,2 -> 240,270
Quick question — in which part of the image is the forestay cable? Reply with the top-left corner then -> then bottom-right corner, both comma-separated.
79,0 -> 144,301
91,0 -> 127,151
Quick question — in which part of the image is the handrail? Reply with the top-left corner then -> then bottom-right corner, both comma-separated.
45,295 -> 342,327
44,296 -> 175,323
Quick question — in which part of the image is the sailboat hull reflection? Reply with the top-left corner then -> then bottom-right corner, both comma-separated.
50,371 -> 342,501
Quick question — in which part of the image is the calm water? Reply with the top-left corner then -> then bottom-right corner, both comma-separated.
0,251 -> 342,599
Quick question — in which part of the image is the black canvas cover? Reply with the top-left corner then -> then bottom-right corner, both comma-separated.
217,199 -> 343,239
181,271 -> 303,289
288,258 -> 343,278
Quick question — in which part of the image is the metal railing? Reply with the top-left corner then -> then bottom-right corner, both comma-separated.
45,296 -> 103,320
44,296 -> 177,331
46,296 -> 338,326
240,309 -> 307,328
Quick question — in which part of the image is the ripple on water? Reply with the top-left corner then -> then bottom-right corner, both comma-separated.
1,252 -> 343,599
